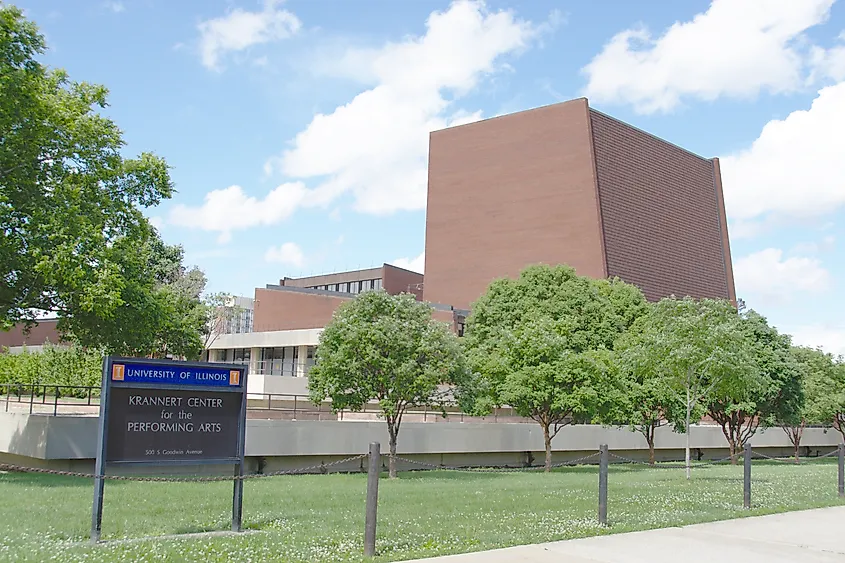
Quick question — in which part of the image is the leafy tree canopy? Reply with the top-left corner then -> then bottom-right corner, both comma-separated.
464,265 -> 648,395
1,6 -> 173,337
705,309 -> 803,459
791,346 -> 845,441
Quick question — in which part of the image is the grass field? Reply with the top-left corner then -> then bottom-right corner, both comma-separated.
0,460 -> 843,562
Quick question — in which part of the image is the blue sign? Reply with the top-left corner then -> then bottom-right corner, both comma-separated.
109,361 -> 243,388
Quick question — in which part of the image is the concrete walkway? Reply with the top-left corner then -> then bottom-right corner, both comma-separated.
403,506 -> 845,562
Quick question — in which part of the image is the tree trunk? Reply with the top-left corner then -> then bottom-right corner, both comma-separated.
834,415 -> 845,445
685,387 -> 691,480
387,424 -> 398,479
647,431 -> 656,466
543,423 -> 552,473
728,439 -> 737,465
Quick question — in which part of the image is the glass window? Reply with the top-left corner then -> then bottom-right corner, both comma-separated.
374,278 -> 382,290
233,348 -> 250,363
340,282 -> 348,293
329,284 -> 337,292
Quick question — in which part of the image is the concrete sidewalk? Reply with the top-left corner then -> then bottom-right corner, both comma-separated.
403,506 -> 845,562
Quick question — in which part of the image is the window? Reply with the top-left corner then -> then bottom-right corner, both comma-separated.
374,278 -> 382,291
233,348 -> 250,364
340,282 -> 349,293
329,284 -> 338,292
350,281 -> 359,294
457,322 -> 466,337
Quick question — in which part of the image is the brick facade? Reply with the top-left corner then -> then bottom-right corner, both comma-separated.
382,264 -> 424,300
590,109 -> 734,302
253,288 -> 353,332
423,97 -> 736,309
0,319 -> 62,349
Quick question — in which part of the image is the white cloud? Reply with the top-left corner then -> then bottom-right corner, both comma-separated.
734,248 -> 832,305
168,182 -> 309,243
720,82 -> 845,227
582,0 -> 835,114
809,31 -> 845,82
791,235 -> 836,255
265,242 -> 304,267
104,1 -> 124,13
788,325 -> 845,357
197,0 -> 301,71
392,251 -> 425,274
265,0 -> 549,215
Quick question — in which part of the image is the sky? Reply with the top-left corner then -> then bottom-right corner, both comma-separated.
15,0 -> 845,355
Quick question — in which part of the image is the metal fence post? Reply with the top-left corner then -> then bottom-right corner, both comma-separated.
743,442 -> 752,509
598,444 -> 608,526
838,443 -> 844,499
364,442 -> 381,557
53,385 -> 59,416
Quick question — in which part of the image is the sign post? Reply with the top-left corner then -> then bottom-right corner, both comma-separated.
91,356 -> 248,543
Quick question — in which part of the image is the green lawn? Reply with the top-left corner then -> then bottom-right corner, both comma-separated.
0,460 -> 842,562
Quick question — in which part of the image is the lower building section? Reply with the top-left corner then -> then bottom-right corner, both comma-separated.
0,413 -> 837,475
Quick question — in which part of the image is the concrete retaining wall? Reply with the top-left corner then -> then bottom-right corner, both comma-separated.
0,413 -> 840,474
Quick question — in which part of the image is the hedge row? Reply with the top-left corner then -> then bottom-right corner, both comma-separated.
0,345 -> 103,397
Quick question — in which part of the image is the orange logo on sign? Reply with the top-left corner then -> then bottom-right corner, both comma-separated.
229,370 -> 240,386
112,364 -> 125,381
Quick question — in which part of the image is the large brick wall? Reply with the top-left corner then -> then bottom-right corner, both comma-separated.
589,110 -> 735,302
253,289 -> 352,332
424,98 -> 607,310
382,264 -> 424,300
0,320 -> 62,349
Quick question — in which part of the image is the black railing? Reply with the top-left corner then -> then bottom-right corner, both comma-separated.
0,383 -> 525,423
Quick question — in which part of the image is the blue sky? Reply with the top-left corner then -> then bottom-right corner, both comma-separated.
17,0 -> 845,354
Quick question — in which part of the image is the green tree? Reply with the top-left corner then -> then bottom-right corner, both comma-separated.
706,310 -> 803,463
788,347 -> 845,444
781,346 -> 839,461
1,6 -> 173,336
463,265 -> 648,471
307,291 -> 469,478
612,350 -> 679,465
62,238 -> 208,359
616,297 -> 755,478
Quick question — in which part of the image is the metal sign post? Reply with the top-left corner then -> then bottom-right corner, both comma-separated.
90,356 -> 248,543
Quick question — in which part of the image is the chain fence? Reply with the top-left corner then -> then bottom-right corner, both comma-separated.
751,448 -> 841,464
0,454 -> 368,482
0,448 -> 840,481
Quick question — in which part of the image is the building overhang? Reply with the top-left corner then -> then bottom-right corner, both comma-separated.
207,328 -> 322,350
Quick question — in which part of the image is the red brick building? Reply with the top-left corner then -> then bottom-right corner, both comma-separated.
423,97 -> 735,309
